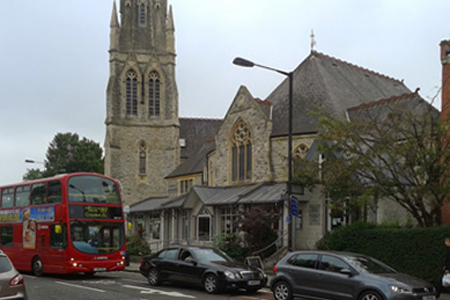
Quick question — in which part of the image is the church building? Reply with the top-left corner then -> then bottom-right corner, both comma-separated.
104,0 -> 445,252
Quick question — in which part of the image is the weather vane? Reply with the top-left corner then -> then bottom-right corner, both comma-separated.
310,29 -> 316,52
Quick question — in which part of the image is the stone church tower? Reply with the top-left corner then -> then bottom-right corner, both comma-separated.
104,0 -> 180,205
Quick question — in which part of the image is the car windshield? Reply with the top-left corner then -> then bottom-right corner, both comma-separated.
70,221 -> 124,254
191,249 -> 234,263
347,255 -> 396,274
68,175 -> 121,204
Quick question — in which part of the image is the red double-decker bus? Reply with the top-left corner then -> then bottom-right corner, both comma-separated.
0,172 -> 126,276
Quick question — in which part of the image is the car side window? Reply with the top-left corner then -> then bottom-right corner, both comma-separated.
319,255 -> 350,273
180,250 -> 193,261
159,249 -> 179,260
288,254 -> 318,269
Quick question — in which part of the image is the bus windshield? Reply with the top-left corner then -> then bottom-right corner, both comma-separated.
70,221 -> 124,254
68,175 -> 120,204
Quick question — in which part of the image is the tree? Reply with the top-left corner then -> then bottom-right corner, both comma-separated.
296,93 -> 450,227
241,206 -> 278,255
23,168 -> 44,181
22,132 -> 104,179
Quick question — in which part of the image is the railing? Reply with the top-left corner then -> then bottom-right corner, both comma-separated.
252,230 -> 288,256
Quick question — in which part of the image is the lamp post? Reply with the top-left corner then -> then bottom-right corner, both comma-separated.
233,57 -> 295,250
25,159 -> 45,166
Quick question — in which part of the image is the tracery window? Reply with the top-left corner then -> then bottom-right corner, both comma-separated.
139,142 -> 146,174
293,143 -> 309,172
231,120 -> 252,182
148,71 -> 160,117
126,70 -> 138,116
294,144 -> 309,159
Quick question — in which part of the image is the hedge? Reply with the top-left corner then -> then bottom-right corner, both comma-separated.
316,222 -> 450,287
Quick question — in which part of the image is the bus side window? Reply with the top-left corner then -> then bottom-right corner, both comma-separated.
48,181 -> 62,204
1,188 -> 14,208
50,224 -> 66,248
31,183 -> 47,205
15,185 -> 30,207
1,226 -> 13,247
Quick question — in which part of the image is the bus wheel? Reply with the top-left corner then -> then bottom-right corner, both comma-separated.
32,256 -> 43,276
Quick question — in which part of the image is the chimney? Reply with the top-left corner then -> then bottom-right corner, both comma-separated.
441,39 -> 450,120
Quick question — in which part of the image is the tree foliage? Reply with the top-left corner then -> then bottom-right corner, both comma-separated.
296,97 -> 450,227
23,132 -> 104,179
241,206 -> 278,255
23,168 -> 45,181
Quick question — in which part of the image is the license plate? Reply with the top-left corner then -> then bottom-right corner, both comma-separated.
423,296 -> 436,300
248,280 -> 260,286
94,267 -> 107,272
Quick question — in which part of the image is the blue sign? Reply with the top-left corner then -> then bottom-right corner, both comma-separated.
290,196 -> 299,216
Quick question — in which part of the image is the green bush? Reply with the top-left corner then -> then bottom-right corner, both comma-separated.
214,233 -> 246,262
316,223 -> 450,287
126,234 -> 151,256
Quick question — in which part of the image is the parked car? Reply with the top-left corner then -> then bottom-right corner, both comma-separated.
139,246 -> 267,294
270,251 -> 436,300
0,251 -> 28,300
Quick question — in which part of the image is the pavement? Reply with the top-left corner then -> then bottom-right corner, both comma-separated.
124,262 -> 450,299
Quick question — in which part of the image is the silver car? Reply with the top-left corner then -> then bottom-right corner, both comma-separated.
0,251 -> 28,300
270,251 -> 436,300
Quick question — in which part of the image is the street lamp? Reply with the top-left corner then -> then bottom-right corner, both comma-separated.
25,159 -> 45,165
233,57 -> 295,250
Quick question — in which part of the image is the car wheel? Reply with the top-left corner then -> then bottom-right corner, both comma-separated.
203,274 -> 220,294
147,268 -> 161,286
32,256 -> 43,277
273,281 -> 293,300
359,290 -> 383,300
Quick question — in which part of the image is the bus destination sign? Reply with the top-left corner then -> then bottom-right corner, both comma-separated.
69,205 -> 123,220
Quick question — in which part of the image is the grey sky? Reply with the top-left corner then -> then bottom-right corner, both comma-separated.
0,0 -> 449,185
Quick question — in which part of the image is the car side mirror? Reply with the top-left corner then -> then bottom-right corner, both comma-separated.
340,269 -> 353,276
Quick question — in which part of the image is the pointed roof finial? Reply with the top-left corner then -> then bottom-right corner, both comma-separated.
310,29 -> 316,52
110,0 -> 119,28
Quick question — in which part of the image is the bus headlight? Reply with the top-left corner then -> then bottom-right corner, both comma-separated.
73,263 -> 77,267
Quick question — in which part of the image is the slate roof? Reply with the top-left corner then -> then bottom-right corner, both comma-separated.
130,197 -> 172,212
179,118 -> 222,160
130,183 -> 286,213
166,141 -> 215,179
347,90 -> 439,122
266,51 -> 412,137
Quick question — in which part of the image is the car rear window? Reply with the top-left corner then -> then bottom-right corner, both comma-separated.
0,256 -> 13,273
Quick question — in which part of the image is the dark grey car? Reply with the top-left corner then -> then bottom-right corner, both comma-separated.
270,251 -> 436,300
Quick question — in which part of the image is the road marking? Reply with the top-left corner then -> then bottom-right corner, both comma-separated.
123,284 -> 195,298
122,278 -> 146,283
82,279 -> 116,285
55,281 -> 106,293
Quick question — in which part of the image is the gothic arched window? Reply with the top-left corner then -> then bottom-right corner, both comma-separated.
139,142 -> 147,174
139,3 -> 146,26
293,143 -> 309,172
126,70 -> 138,116
231,120 -> 252,182
294,144 -> 309,159
148,71 -> 160,117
